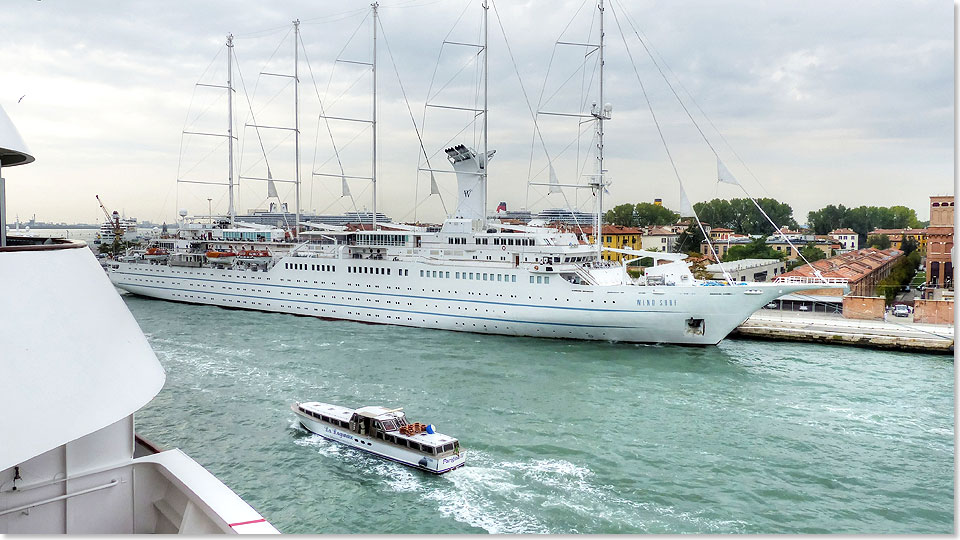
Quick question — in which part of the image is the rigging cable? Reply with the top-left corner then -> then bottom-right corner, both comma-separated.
378,17 -> 448,215
611,0 -> 824,283
606,1 -> 732,283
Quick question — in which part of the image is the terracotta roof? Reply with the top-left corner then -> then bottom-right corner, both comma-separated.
644,227 -> 677,236
580,225 -> 643,235
829,228 -> 857,235
710,227 -> 734,233
777,247 -> 902,284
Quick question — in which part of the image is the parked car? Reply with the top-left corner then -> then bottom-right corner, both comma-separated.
798,305 -> 810,312
765,302 -> 778,309
892,305 -> 910,317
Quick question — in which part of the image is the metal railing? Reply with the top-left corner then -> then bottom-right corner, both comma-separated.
773,276 -> 849,285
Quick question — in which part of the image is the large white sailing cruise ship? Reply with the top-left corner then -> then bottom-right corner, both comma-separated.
107,3 -> 837,346
107,144 -> 827,345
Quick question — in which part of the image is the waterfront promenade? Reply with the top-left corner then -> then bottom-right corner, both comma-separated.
734,310 -> 954,353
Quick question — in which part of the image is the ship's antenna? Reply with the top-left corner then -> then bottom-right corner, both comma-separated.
227,33 -> 236,226
593,0 -> 606,262
294,19 -> 301,239
482,0 -> 489,229
372,2 -> 379,231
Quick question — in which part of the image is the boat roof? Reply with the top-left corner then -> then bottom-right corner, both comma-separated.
355,405 -> 402,419
298,402 -> 457,446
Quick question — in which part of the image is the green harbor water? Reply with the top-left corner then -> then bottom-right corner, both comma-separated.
127,295 -> 954,534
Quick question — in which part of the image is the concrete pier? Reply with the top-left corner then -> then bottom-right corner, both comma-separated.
733,311 -> 954,354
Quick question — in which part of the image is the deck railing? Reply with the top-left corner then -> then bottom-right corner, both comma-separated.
773,276 -> 849,285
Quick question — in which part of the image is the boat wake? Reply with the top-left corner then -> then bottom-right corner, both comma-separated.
288,429 -> 743,533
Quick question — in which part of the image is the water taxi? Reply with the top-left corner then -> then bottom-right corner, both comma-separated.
292,402 -> 465,474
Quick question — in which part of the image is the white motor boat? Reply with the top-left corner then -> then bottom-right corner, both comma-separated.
292,402 -> 465,474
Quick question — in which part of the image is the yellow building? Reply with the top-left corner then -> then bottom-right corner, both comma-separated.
583,225 -> 644,262
869,228 -> 927,254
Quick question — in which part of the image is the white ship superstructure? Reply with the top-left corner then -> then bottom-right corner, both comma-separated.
96,211 -> 138,245
107,189 -> 825,345
108,4 -> 840,346
0,105 -> 277,534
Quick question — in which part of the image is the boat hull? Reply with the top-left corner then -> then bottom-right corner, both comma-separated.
106,257 -> 824,345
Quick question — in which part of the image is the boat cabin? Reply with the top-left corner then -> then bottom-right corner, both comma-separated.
297,402 -> 460,457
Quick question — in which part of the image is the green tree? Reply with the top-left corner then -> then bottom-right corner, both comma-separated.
635,202 -> 679,227
901,237 -> 918,255
722,237 -> 784,262
687,257 -> 713,280
604,203 -> 637,226
693,197 -> 796,235
807,204 -> 848,235
867,234 -> 891,249
799,243 -> 827,263
693,199 -> 735,229
674,223 -> 705,254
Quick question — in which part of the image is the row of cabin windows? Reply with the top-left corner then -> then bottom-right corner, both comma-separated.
347,266 -> 409,276
377,432 -> 456,455
529,275 -> 551,284
420,270 -> 518,283
285,262 -> 336,272
492,237 -> 535,246
301,408 -> 348,429
449,237 -> 467,245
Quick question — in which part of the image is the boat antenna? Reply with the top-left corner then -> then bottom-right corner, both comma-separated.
590,0 -> 609,262
482,0 -> 489,229
294,19 -> 301,239
372,2 -> 379,231
227,33 -> 236,227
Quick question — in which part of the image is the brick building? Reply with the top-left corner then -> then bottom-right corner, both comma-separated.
774,247 -> 903,297
925,195 -> 954,289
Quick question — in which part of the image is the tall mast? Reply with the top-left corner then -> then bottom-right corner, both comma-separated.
226,33 -> 236,226
482,0 -> 489,229
293,19 -> 301,239
372,2 -> 379,230
595,0 -> 605,261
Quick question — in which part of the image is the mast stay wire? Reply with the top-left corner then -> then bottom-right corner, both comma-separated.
377,16 -> 448,215
606,1 -> 732,283
417,0 -> 472,221
488,0 -> 577,212
611,0 -> 825,284
300,29 -> 353,211
620,7 -> 771,199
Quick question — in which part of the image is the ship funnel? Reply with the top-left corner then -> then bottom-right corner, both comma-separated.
445,144 -> 495,225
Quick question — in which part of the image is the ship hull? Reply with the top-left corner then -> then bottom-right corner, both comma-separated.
107,257 -> 818,345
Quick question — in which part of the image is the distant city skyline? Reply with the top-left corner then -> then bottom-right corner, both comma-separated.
2,0 -> 952,225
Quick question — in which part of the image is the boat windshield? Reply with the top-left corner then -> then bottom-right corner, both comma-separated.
380,419 -> 398,431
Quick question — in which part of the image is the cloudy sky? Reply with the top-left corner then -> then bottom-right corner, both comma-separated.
2,0 -> 952,226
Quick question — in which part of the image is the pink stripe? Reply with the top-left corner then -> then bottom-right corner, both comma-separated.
229,518 -> 267,528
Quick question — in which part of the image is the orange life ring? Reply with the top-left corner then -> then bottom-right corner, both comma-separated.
534,265 -> 539,270
501,245 -> 506,251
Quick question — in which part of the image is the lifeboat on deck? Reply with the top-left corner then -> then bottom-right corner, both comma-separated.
205,250 -> 237,266
143,247 -> 169,261
237,249 -> 272,264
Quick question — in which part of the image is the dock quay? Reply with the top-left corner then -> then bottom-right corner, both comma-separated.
733,311 -> 954,354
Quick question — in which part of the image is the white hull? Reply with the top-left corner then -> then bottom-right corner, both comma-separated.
107,254 -> 814,345
293,410 -> 465,474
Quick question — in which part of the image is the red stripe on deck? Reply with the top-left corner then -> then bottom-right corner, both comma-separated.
229,518 -> 267,528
